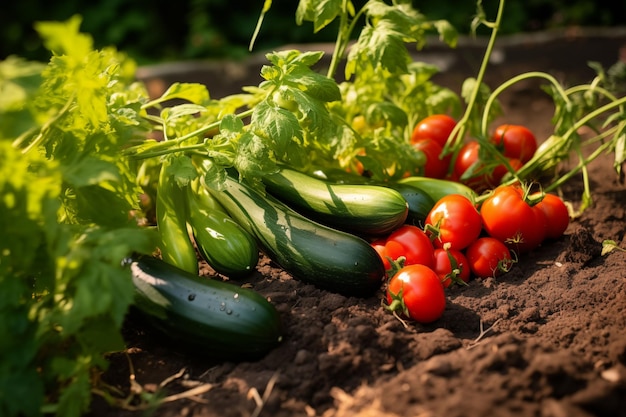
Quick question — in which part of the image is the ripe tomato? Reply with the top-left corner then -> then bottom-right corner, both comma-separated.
386,264 -> 446,323
453,140 -> 488,190
454,140 -> 523,191
410,114 -> 457,147
491,124 -> 537,163
533,192 -> 570,240
465,237 -> 514,278
433,247 -> 470,288
453,140 -> 481,179
487,157 -> 523,188
385,225 -> 435,268
480,185 -> 547,253
412,138 -> 451,179
371,238 -> 392,271
425,194 -> 482,251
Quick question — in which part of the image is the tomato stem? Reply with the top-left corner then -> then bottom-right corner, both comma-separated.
444,0 -> 506,155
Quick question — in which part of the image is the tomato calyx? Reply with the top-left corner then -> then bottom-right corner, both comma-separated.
386,284 -> 411,319
492,249 -> 518,276
385,255 -> 406,279
438,243 -> 469,287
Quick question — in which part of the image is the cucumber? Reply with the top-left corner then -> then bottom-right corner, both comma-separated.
397,176 -> 477,203
262,166 -> 408,236
208,174 -> 385,296
129,255 -> 282,359
186,183 -> 259,279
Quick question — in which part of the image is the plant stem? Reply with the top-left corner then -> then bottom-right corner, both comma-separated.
444,0 -> 506,153
327,0 -> 366,80
480,71 -> 571,136
125,108 -> 254,158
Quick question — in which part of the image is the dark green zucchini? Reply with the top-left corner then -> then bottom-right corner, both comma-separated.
129,255 -> 282,359
385,181 -> 436,226
208,174 -> 386,296
262,166 -> 408,236
186,183 -> 259,279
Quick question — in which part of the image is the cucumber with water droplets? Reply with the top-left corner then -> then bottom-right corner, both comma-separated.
129,255 -> 282,359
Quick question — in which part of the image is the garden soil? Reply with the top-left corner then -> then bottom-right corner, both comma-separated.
89,30 -> 626,417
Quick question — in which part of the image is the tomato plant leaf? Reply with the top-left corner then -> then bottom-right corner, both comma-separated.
296,0 -> 344,32
152,82 -> 210,106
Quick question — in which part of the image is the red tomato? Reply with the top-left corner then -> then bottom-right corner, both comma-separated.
491,124 -> 537,163
453,140 -> 481,180
410,114 -> 457,147
386,225 -> 435,268
425,194 -> 482,251
386,264 -> 446,323
412,138 -> 451,179
533,192 -> 570,239
433,247 -> 470,288
453,140 -> 488,190
371,238 -> 392,271
454,141 -> 523,191
465,237 -> 514,278
480,185 -> 547,253
486,157 -> 523,188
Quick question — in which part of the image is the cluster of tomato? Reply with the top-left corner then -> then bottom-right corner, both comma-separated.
410,114 -> 538,190
371,115 -> 570,324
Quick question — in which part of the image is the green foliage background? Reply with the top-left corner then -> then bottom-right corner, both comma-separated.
2,0 -> 626,64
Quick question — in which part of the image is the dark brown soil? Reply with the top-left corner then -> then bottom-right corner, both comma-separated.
89,30 -> 626,417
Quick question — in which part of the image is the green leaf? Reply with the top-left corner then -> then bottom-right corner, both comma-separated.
34,15 -> 93,58
347,24 -> 410,78
296,0 -> 344,32
166,154 -> 198,188
602,240 -> 626,256
251,100 -> 302,158
61,157 -> 120,187
234,131 -> 277,180
433,19 -> 459,47
156,82 -> 210,105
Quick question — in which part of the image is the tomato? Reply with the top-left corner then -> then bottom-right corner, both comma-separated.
425,194 -> 482,251
480,185 -> 547,253
454,140 -> 523,191
491,124 -> 537,163
453,140 -> 488,190
487,157 -> 523,188
385,225 -> 435,268
433,247 -> 470,288
410,114 -> 457,147
533,192 -> 570,239
386,264 -> 446,323
412,138 -> 451,179
453,140 -> 481,179
465,237 -> 514,278
371,238 -> 392,271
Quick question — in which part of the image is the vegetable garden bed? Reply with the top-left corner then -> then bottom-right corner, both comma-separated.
85,30 -> 626,417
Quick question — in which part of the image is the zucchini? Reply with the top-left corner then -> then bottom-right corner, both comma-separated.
308,167 -> 372,184
397,176 -> 477,203
156,156 -> 199,275
386,181 -> 436,226
262,166 -> 408,236
208,174 -> 385,296
129,255 -> 282,359
186,183 -> 259,279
